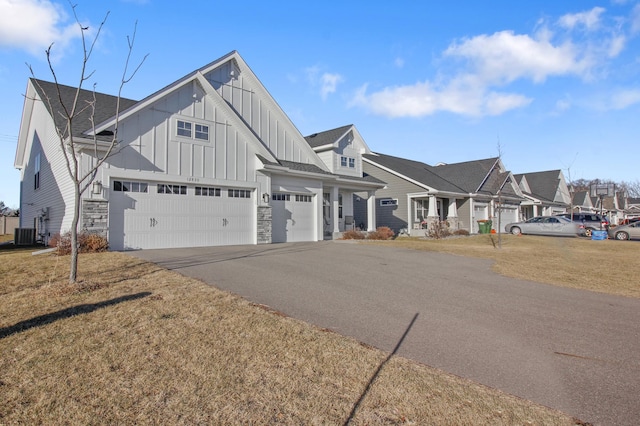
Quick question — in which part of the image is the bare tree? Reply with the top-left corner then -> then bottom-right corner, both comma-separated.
27,4 -> 147,284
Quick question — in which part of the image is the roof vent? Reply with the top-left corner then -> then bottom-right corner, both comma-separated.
97,130 -> 114,136
435,162 -> 447,166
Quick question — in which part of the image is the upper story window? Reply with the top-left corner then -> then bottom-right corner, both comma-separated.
195,124 -> 209,140
113,180 -> 148,193
177,119 -> 209,141
34,152 -> 41,190
177,120 -> 192,137
341,156 -> 355,168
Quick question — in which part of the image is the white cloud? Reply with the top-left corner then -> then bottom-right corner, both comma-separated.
394,57 -> 405,68
320,72 -> 343,100
0,0 -> 81,56
443,30 -> 590,84
350,77 -> 532,118
305,66 -> 343,100
558,7 -> 606,31
631,4 -> 640,34
610,89 -> 640,109
351,6 -> 638,118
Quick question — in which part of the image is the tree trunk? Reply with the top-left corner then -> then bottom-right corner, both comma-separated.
69,183 -> 81,283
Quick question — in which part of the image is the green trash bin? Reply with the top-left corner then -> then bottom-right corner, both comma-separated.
477,220 -> 492,234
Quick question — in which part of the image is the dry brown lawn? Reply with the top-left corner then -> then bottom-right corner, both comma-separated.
0,238 -> 591,425
376,234 -> 640,299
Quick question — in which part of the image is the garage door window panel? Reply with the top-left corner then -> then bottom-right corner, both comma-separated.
158,184 -> 187,195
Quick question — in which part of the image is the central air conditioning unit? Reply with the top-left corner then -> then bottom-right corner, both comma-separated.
14,228 -> 36,245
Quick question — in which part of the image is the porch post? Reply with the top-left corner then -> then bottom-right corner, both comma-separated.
331,186 -> 340,233
447,198 -> 459,229
367,191 -> 376,232
427,195 -> 439,228
407,194 -> 413,230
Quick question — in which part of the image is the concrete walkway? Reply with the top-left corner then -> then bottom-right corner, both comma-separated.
129,241 -> 640,425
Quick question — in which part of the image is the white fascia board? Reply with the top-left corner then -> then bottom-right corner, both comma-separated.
15,81 -> 37,168
73,137 -> 118,153
350,125 -> 373,154
363,156 -> 435,192
312,143 -> 335,153
92,53 -> 239,133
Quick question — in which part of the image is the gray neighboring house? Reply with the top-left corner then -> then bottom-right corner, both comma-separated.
514,170 -> 571,219
303,124 -> 386,236
356,152 -> 523,235
570,190 -> 596,213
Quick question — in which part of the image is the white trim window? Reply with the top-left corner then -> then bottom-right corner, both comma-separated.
34,152 -> 41,190
177,119 -> 209,141
177,120 -> 192,137
380,198 -> 398,206
194,124 -> 209,141
415,199 -> 428,220
340,156 -> 355,168
113,180 -> 148,193
296,194 -> 312,202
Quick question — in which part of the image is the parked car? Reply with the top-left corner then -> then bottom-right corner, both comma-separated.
619,217 -> 640,226
608,221 -> 640,240
505,216 -> 584,237
555,213 -> 610,237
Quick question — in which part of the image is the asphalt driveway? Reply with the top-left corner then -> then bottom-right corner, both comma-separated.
129,241 -> 640,425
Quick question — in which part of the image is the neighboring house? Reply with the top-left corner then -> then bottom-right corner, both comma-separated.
570,190 -> 596,213
14,51 -> 384,250
358,153 -> 523,235
304,125 -> 384,236
624,197 -> 640,220
514,170 -> 570,218
594,191 -> 627,225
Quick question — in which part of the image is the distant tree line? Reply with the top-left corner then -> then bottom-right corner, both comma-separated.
569,179 -> 640,198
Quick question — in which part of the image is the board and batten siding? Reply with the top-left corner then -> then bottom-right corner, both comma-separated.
361,161 -> 424,232
203,61 -> 324,168
100,80 -> 257,186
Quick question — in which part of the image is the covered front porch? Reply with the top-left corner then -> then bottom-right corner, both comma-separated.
406,192 -> 461,236
323,185 -> 377,239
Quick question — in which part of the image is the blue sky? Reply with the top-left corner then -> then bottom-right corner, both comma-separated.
1,0 -> 639,208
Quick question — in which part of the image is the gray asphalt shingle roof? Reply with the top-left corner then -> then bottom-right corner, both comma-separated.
365,152 -> 508,195
514,170 -> 562,202
304,125 -> 352,148
31,78 -> 138,140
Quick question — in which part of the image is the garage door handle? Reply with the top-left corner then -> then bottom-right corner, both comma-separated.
150,218 -> 158,227
223,218 -> 228,227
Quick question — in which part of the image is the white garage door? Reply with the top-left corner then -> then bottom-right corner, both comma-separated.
499,205 -> 519,228
271,193 -> 316,243
109,180 -> 255,250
